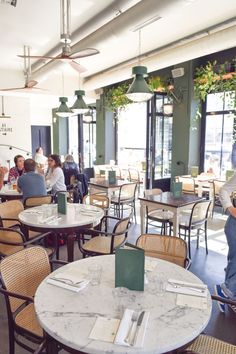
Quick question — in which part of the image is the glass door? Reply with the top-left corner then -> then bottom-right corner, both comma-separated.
146,93 -> 173,190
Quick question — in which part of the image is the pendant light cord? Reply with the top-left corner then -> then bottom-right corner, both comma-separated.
138,29 -> 141,66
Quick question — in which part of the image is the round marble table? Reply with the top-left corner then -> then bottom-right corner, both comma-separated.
35,255 -> 212,354
19,203 -> 104,262
0,185 -> 22,200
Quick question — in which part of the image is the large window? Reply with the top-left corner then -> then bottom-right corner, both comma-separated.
117,103 -> 146,168
204,92 -> 236,178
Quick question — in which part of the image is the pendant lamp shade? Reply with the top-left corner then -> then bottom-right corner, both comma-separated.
126,66 -> 153,102
56,96 -> 73,117
71,90 -> 89,114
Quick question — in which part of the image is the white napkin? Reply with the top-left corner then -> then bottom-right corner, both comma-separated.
114,309 -> 149,348
47,272 -> 89,293
166,279 -> 207,298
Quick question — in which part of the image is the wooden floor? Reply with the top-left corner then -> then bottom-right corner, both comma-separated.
0,210 -> 236,353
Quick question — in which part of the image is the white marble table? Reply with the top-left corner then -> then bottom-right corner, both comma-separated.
0,185 -> 22,200
19,203 -> 104,262
35,255 -> 212,354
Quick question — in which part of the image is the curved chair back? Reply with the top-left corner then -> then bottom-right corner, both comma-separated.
83,193 -> 109,210
136,234 -> 188,268
111,166 -> 122,179
177,176 -> 195,194
0,200 -> 23,228
0,227 -> 25,259
119,183 -> 137,201
128,168 -> 140,183
144,188 -> 163,212
24,195 -> 53,209
190,200 -> 211,227
0,246 -> 50,313
111,216 -> 130,252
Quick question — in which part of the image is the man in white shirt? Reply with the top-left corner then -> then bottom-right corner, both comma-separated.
215,173 -> 236,312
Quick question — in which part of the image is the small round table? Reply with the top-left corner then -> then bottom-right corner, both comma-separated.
0,186 -> 22,201
19,203 -> 104,262
35,255 -> 212,354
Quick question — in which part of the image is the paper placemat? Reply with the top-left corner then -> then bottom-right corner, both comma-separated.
89,317 -> 120,342
176,294 -> 208,309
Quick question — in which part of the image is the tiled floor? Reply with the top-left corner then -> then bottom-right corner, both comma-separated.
0,210 -> 236,354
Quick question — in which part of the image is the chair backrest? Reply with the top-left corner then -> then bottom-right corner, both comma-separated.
83,193 -> 109,210
0,227 -> 25,259
128,168 -> 140,183
144,188 -> 162,197
213,179 -> 225,196
0,200 -> 24,228
110,216 -> 131,253
136,234 -> 188,268
177,176 -> 195,194
119,183 -> 137,200
190,200 -> 211,225
0,246 -> 50,314
24,195 -> 53,209
144,189 -> 163,212
111,166 -> 122,179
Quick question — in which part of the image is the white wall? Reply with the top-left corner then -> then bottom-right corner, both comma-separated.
0,95 -> 31,168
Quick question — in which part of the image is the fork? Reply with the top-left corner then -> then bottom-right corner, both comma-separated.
169,283 -> 205,293
51,277 -> 84,286
124,312 -> 138,343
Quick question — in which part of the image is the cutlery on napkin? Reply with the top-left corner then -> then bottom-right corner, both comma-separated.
166,279 -> 207,298
47,272 -> 89,293
114,309 -> 149,347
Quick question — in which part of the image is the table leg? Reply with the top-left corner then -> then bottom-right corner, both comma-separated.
172,209 -> 179,236
45,334 -> 59,354
140,201 -> 145,234
67,233 -> 76,262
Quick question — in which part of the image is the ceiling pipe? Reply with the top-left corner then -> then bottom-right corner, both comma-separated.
84,17 -> 236,83
32,0 -> 183,79
31,0 -> 142,74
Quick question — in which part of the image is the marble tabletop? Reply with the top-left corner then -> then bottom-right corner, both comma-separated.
35,255 -> 212,354
18,203 -> 104,229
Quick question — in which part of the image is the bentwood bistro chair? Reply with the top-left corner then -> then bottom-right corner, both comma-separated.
136,233 -> 190,269
23,195 -> 53,209
0,246 -> 67,354
111,183 -> 137,223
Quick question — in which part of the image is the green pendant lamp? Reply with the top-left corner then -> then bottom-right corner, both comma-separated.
126,66 -> 153,102
71,90 -> 89,114
56,96 -> 73,117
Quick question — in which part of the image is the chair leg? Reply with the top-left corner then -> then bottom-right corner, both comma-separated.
146,218 -> 148,233
188,230 -> 191,259
196,229 -> 200,249
8,320 -> 15,354
205,222 -> 208,254
133,200 -> 137,224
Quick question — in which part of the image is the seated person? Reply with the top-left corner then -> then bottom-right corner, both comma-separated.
62,154 -> 80,187
34,147 -> 48,173
17,159 -> 47,201
8,155 -> 25,182
0,166 -> 8,190
46,154 -> 66,195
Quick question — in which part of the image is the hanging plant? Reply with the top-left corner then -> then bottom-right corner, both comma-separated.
194,59 -> 236,104
104,82 -> 132,111
147,75 -> 167,92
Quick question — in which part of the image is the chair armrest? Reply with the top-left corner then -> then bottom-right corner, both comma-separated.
185,258 -> 191,270
0,287 -> 34,302
211,294 -> 236,305
50,259 -> 68,266
23,232 -> 53,245
0,217 -> 21,227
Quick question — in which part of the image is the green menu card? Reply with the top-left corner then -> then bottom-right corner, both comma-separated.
108,170 -> 116,184
190,166 -> 199,178
57,192 -> 67,215
115,243 -> 144,291
226,170 -> 235,181
172,181 -> 182,198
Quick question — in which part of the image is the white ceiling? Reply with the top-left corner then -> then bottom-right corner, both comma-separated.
0,0 -> 235,95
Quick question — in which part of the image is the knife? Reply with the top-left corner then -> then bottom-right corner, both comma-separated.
130,311 -> 145,346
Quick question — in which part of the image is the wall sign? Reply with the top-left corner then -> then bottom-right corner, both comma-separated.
0,122 -> 13,135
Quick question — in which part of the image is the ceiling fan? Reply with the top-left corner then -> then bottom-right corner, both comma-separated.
17,0 -> 99,73
0,46 -> 46,92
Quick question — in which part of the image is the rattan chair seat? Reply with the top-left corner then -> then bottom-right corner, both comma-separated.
15,303 -> 43,338
148,209 -> 174,221
186,334 -> 236,354
82,235 -> 125,254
